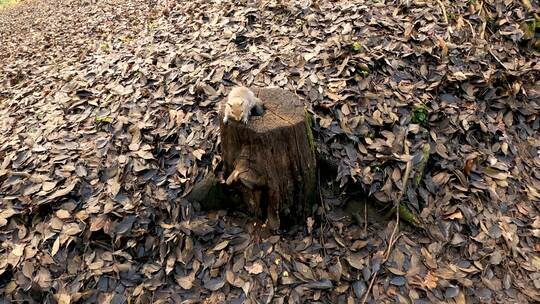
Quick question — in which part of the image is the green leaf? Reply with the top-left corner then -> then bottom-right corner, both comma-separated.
356,63 -> 369,77
95,116 -> 113,123
411,105 -> 428,124
351,41 -> 362,52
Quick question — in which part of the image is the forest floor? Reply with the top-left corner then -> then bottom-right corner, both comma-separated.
0,0 -> 539,303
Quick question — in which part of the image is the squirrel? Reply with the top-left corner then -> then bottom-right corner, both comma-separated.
223,87 -> 264,124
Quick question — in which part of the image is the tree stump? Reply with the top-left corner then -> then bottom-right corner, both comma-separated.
220,87 -> 317,229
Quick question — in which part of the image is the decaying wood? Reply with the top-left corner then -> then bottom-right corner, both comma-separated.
220,87 -> 317,229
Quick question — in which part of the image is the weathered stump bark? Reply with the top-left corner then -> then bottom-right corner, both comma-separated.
220,87 -> 317,229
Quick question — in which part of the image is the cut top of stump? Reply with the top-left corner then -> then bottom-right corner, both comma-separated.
243,87 -> 305,132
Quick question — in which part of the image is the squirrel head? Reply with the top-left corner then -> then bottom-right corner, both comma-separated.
227,97 -> 244,121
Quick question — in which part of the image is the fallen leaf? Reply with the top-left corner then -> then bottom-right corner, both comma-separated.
176,274 -> 195,290
423,271 -> 438,289
56,209 -> 71,219
445,211 -> 463,220
346,253 -> 365,270
245,261 -> 264,275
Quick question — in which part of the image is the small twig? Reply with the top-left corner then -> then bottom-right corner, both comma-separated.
385,156 -> 412,259
436,0 -> 448,24
364,199 -> 368,234
317,168 -> 328,258
362,257 -> 378,304
361,130 -> 412,303
464,18 -> 476,40
480,21 -> 487,40
479,0 -> 484,14
488,48 -> 508,71
361,223 -> 403,304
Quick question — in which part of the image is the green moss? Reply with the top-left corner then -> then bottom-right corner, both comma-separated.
304,108 -> 319,214
382,203 -> 421,227
520,17 -> 539,40
304,108 -> 315,154
398,203 -> 421,227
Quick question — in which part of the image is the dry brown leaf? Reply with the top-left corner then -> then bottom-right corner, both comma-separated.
176,273 -> 195,290
423,271 -> 439,290
192,149 -> 205,161
62,223 -> 81,236
11,244 -> 25,257
212,240 -> 229,251
245,261 -> 264,275
51,237 -> 61,256
42,180 -> 58,192
0,0 -> 538,301
56,209 -> 71,219
135,150 -> 154,160
445,211 -> 463,220
464,158 -> 475,176
346,253 -> 366,270
55,293 -> 71,304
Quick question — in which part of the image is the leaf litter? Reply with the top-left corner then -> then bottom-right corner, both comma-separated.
0,0 -> 539,303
